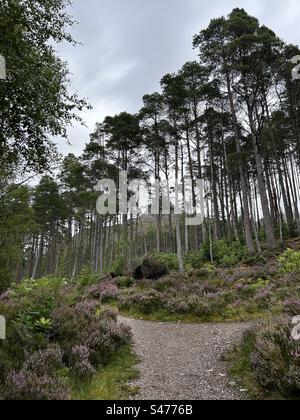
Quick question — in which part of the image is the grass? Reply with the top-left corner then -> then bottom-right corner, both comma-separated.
225,345 -> 267,400
224,335 -> 286,401
118,307 -> 274,324
119,308 -> 202,323
72,346 -> 140,400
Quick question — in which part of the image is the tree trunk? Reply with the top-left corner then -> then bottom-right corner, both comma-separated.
225,73 -> 255,253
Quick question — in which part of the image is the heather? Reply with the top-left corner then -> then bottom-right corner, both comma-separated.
228,317 -> 300,399
105,251 -> 300,322
1,247 -> 300,399
0,278 -> 132,400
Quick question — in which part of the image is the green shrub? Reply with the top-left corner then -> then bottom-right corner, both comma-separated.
0,277 -> 133,400
78,267 -> 99,288
232,318 -> 300,399
216,241 -> 247,266
185,251 -> 203,269
152,253 -> 179,271
110,256 -> 126,277
192,266 -> 215,279
188,240 -> 247,267
166,294 -> 215,319
116,276 -> 134,289
251,319 -> 300,396
243,253 -> 267,266
118,289 -> 164,315
278,249 -> 300,274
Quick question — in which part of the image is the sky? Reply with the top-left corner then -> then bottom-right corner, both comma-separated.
54,0 -> 300,156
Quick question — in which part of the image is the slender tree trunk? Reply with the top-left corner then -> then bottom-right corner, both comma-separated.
175,137 -> 184,273
31,234 -> 44,280
248,107 -> 277,250
225,73 -> 255,253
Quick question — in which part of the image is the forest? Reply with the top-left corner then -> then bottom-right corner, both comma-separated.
2,7 -> 300,287
1,0 -> 300,401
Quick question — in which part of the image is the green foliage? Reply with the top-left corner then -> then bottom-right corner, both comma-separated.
33,176 -> 67,230
78,267 -> 99,288
0,277 -> 132,400
185,251 -> 204,269
72,346 -> 139,400
110,256 -> 126,277
116,260 -> 300,322
229,318 -> 300,399
278,249 -> 300,274
152,253 -> 179,271
103,113 -> 142,165
185,241 -> 247,268
0,0 -> 88,170
116,277 -> 134,289
119,289 -> 164,315
202,240 -> 247,266
0,186 -> 36,292
34,317 -> 53,334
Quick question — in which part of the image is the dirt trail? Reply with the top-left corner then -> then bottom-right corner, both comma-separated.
119,316 -> 250,400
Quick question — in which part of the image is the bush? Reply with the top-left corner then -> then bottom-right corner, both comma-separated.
23,345 -> 64,377
85,280 -> 119,302
133,257 -> 168,280
78,267 -> 99,288
283,298 -> 300,316
116,276 -> 134,289
278,249 -> 300,274
1,345 -> 69,400
233,318 -> 300,399
200,240 -> 247,266
2,369 -> 69,400
84,317 -> 132,367
0,277 -> 133,400
185,251 -> 203,269
110,256 -> 126,277
152,253 -> 179,271
69,346 -> 95,380
192,266 -> 215,279
52,301 -> 131,368
119,289 -> 164,315
250,319 -> 300,396
166,294 -> 215,318
98,282 -> 119,303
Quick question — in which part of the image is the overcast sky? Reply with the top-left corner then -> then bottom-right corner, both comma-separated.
54,0 -> 300,156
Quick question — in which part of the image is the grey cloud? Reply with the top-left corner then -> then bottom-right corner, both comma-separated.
55,0 -> 300,156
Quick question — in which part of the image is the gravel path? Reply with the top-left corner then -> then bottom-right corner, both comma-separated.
119,316 -> 250,400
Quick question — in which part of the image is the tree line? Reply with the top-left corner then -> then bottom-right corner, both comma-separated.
1,6 -> 300,288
